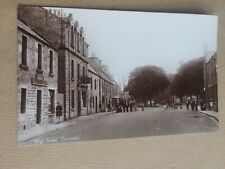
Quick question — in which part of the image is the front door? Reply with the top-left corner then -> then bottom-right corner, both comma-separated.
95,96 -> 97,113
77,90 -> 81,117
36,90 -> 42,124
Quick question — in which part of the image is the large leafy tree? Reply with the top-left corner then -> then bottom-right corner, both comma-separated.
124,65 -> 170,104
171,57 -> 205,98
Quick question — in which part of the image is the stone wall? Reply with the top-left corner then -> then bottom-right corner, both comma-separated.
17,27 -> 58,131
61,49 -> 89,119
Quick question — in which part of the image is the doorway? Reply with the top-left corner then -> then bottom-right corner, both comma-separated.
77,90 -> 81,116
95,96 -> 97,113
36,90 -> 42,124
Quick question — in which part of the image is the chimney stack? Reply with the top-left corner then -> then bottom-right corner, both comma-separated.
89,53 -> 102,66
80,26 -> 83,36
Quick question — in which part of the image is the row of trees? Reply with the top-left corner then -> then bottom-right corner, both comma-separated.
124,57 -> 205,104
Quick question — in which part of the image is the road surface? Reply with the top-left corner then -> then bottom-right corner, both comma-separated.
23,107 -> 218,144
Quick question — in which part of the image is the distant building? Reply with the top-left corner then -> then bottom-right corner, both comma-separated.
87,57 -> 120,113
87,63 -> 99,114
204,52 -> 218,112
17,20 -> 58,131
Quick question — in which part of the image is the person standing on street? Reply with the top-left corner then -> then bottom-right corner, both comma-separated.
186,100 -> 190,110
125,101 -> 129,112
191,99 -> 195,111
129,100 -> 133,112
141,103 -> 144,111
134,100 -> 137,111
107,100 -> 111,112
99,101 -> 102,112
56,102 -> 63,123
194,101 -> 198,111
209,98 -> 213,111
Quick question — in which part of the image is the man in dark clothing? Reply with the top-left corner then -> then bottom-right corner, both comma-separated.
107,101 -> 111,112
125,101 -> 129,112
56,102 -> 63,123
129,100 -> 133,112
141,103 -> 144,111
186,100 -> 189,110
194,101 -> 198,111
191,100 -> 195,111
99,101 -> 102,112
121,100 -> 126,112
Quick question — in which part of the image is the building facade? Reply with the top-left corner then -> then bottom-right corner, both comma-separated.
204,52 -> 218,112
18,6 -> 90,120
87,57 -> 120,114
57,20 -> 90,119
87,64 -> 100,114
17,6 -> 120,127
17,20 -> 58,131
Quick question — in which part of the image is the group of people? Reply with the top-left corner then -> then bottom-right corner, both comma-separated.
99,100 -> 113,112
55,99 -> 142,122
186,99 -> 198,111
116,99 -> 137,113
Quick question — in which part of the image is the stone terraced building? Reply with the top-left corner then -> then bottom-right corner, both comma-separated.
17,6 -> 121,130
17,20 -> 58,131
18,6 -> 90,120
87,57 -> 119,114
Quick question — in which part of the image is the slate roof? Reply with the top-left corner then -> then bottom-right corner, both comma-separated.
88,58 -> 115,85
205,51 -> 216,63
18,19 -> 57,50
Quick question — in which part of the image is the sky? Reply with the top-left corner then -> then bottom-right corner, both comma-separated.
46,7 -> 218,87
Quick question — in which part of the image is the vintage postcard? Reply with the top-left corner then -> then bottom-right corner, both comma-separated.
17,5 -> 218,145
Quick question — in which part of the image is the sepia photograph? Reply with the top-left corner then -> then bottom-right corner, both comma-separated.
17,5 -> 218,145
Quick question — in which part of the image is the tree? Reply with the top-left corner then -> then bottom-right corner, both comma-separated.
171,57 -> 205,98
124,65 -> 170,104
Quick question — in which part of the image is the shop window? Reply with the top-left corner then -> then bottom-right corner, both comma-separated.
48,90 -> 55,113
82,91 -> 87,107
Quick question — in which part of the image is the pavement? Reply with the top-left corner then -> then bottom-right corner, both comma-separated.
199,110 -> 219,122
18,111 -> 114,143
